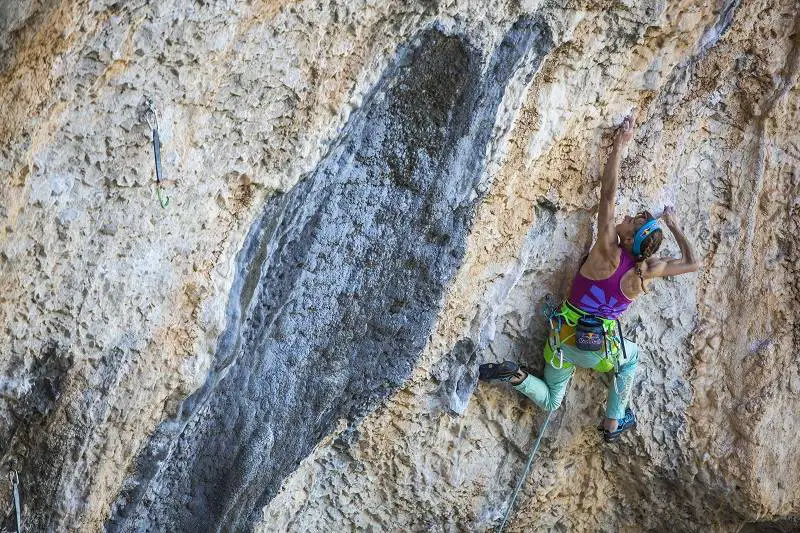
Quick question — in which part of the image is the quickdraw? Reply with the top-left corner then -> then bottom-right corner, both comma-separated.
9,469 -> 21,533
143,97 -> 169,209
543,296 -> 573,370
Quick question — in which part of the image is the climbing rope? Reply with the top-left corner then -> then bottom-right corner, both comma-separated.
495,296 -> 572,532
143,97 -> 169,208
9,469 -> 21,533
497,408 -> 555,533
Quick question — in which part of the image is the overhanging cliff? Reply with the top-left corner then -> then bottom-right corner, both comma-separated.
1,1 -> 798,531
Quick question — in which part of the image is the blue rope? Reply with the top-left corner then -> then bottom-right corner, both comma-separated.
497,409 -> 554,533
495,295 -> 568,531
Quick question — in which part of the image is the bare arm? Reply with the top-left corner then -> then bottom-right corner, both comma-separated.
645,207 -> 700,278
596,115 -> 635,258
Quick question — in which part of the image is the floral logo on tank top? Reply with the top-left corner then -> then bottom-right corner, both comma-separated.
579,285 -> 626,318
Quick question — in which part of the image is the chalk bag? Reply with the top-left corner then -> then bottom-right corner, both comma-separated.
575,315 -> 605,351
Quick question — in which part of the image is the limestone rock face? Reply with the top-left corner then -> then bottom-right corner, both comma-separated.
0,1 -> 798,532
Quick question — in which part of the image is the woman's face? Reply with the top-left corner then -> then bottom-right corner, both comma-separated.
617,211 -> 650,244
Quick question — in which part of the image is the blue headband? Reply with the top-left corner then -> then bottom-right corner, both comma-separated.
632,219 -> 661,256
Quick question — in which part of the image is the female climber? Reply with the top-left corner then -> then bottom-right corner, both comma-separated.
479,113 -> 700,441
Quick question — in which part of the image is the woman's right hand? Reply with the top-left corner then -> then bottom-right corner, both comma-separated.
615,113 -> 636,146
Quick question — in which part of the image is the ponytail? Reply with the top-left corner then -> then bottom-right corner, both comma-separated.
635,263 -> 647,293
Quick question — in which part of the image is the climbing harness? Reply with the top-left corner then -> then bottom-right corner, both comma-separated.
550,301 -> 628,397
143,97 -> 169,208
545,301 -> 624,376
8,469 -> 21,533
548,296 -> 633,397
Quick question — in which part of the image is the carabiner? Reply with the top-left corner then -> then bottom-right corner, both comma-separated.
156,185 -> 170,208
550,346 -> 565,369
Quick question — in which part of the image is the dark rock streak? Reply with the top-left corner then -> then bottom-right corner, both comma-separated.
107,17 -> 552,532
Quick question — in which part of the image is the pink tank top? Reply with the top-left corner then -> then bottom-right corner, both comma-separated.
568,248 -> 636,319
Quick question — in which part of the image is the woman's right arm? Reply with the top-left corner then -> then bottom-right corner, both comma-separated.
595,114 -> 636,259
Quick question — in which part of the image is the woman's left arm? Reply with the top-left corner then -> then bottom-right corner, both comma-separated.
645,207 -> 700,278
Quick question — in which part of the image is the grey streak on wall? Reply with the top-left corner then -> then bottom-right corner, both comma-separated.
107,17 -> 553,533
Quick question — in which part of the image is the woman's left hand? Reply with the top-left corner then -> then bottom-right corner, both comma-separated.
660,205 -> 678,227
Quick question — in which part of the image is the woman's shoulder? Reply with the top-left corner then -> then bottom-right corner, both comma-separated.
579,245 -> 622,280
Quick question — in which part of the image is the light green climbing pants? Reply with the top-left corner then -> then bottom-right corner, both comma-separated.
513,338 -> 639,420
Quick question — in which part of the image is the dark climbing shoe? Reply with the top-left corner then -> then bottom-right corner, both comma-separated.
602,407 -> 637,442
478,361 -> 520,383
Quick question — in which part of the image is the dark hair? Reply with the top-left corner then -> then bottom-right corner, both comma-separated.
634,212 -> 663,292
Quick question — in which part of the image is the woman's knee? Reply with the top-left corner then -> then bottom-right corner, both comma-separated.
543,394 -> 565,411
543,385 -> 568,411
514,374 -> 569,412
